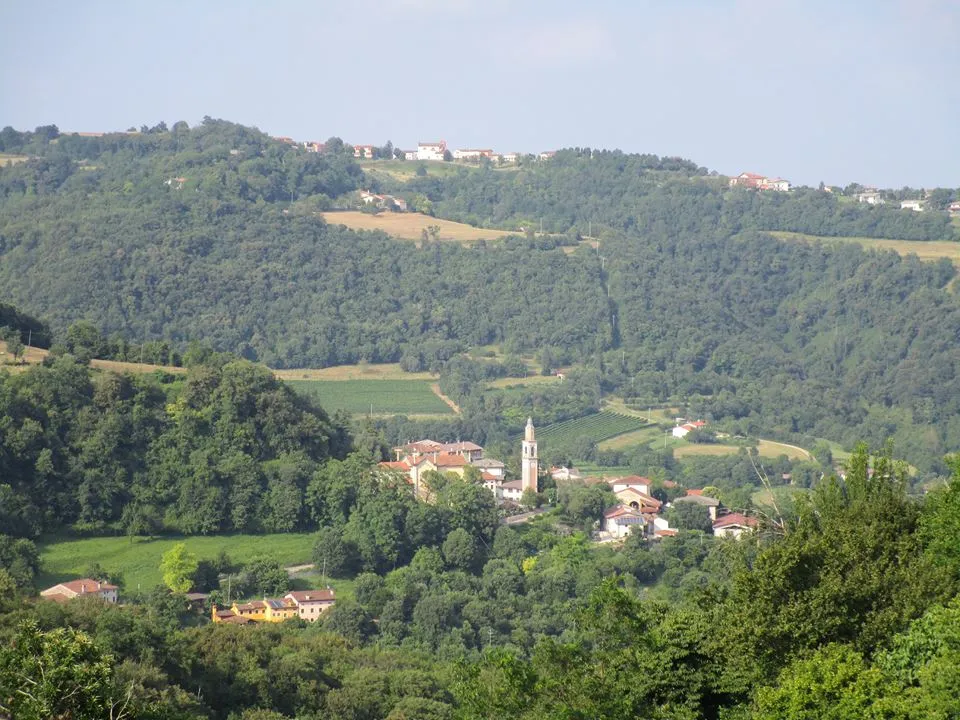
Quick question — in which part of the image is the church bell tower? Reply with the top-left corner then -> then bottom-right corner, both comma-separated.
521,417 -> 538,493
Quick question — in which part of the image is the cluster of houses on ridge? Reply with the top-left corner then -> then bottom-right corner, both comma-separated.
278,136 -> 556,165
729,172 -> 791,192
855,189 -> 960,215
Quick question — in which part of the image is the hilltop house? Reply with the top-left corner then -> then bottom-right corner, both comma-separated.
212,589 -> 335,625
948,201 -> 960,216
609,475 -> 651,496
729,172 -> 790,192
417,141 -> 447,161
857,191 -> 885,205
352,144 -> 377,159
453,148 -> 494,161
901,199 -> 924,212
41,578 -> 119,603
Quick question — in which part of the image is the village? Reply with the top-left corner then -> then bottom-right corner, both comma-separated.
36,417 -> 757,623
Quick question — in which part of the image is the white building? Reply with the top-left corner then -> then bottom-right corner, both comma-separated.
284,589 -> 335,621
672,420 -> 706,439
453,148 -> 493,161
417,141 -> 447,161
609,476 -> 651,496
759,178 -> 790,192
712,513 -> 757,539
901,199 -> 924,212
857,191 -> 885,205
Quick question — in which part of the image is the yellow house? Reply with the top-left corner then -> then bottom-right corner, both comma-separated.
263,598 -> 298,622
231,600 -> 267,621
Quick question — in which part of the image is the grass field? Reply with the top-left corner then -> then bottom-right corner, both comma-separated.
598,425 -> 662,450
674,444 -> 745,457
0,153 -> 29,167
487,375 -> 560,389
321,211 -> 516,243
37,534 -> 317,591
770,230 -> 960,265
357,159 -> 474,180
756,439 -> 812,460
274,363 -> 436,382
536,412 -> 651,447
286,378 -> 453,415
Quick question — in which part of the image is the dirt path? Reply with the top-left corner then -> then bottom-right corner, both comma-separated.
430,383 -> 461,414
284,564 -> 315,575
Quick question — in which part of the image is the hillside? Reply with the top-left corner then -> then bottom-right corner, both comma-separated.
2,121 -> 960,471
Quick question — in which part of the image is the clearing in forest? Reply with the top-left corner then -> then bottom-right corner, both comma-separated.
286,378 -> 454,416
273,363 -> 436,382
321,211 -> 516,243
770,230 -> 960,265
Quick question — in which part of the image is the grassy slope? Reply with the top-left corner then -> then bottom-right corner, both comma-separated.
770,230 -> 960,265
37,534 -> 317,591
287,378 -> 453,416
321,211 -> 516,242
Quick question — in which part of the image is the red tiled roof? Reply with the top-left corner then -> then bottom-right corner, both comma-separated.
611,475 -> 651,487
713,512 -> 758,529
604,504 -> 644,520
45,578 -> 118,596
285,589 -> 335,604
687,489 -> 704,496
432,453 -> 468,467
655,529 -> 678,537
501,479 -> 523,490
439,441 -> 483,453
481,471 -> 498,481
379,460 -> 410,470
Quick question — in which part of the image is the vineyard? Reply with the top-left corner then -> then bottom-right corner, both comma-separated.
536,411 -> 650,448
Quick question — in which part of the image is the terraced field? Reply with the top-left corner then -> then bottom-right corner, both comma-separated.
286,378 -> 453,416
536,411 -> 651,447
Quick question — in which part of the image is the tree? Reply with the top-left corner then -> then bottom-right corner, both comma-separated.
443,528 -> 479,572
159,543 -> 198,593
324,600 -> 376,644
312,526 -> 358,578
520,488 -> 540,509
668,502 -> 713,532
243,556 -> 290,597
0,621 -> 132,720
5,334 -> 23,364
442,149 -> 453,162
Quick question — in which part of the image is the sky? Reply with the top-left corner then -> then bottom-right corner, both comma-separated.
1,0 -> 958,188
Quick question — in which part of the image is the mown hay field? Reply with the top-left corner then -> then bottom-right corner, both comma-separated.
321,211 -> 515,242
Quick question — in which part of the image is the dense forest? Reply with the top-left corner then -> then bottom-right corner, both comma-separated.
2,119 -> 960,472
2,439 -> 959,719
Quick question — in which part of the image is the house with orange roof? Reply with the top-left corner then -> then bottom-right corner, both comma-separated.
40,578 -> 119,603
613,486 -> 661,513
285,589 -> 336,622
609,475 -> 651,495
712,512 -> 758,539
672,420 -> 706,439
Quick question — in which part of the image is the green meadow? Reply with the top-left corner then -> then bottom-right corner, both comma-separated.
285,378 -> 453,415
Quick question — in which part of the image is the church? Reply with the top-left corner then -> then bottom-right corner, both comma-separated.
379,417 -> 539,505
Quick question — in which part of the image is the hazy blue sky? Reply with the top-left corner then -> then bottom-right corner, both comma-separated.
2,0 -> 957,187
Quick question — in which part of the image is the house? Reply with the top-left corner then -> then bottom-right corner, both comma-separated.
231,600 -> 267,620
164,177 -> 187,190
211,607 -> 252,624
538,151 -> 556,161
672,420 -> 706,439
353,144 -> 376,159
304,141 -> 325,153
438,441 -> 484,462
550,465 -> 583,482
672,492 -> 721,520
40,578 -> 119,604
712,512 -> 758,538
500,479 -> 524,503
453,148 -> 494,161
901,199 -> 924,212
948,201 -> 960,216
472,457 -> 506,478
402,150 -> 417,160
759,178 -> 790,192
609,475 -> 651,496
285,589 -> 336,622
274,136 -> 297,146
417,141 -> 447,161
603,504 -> 652,539
499,152 -> 519,164
729,172 -> 767,189
614,487 -> 661,513
857,191 -> 885,205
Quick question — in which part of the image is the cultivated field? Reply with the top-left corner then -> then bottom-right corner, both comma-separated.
274,363 -> 436,382
37,534 -> 316,591
770,230 -> 960,265
598,425 -> 663,450
672,443 -> 745,457
487,374 -> 560,389
536,412 -> 651,447
321,211 -> 516,243
357,159 -> 469,180
0,341 -> 186,376
286,378 -> 453,416
756,439 -> 812,461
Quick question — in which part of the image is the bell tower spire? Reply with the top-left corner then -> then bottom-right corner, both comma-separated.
521,417 -> 538,493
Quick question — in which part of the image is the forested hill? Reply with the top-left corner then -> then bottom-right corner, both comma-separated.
3,120 -> 960,469
402,148 -> 957,241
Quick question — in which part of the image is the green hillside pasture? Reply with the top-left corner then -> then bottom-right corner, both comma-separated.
537,412 -> 650,448
37,534 -> 316,592
286,378 -> 452,416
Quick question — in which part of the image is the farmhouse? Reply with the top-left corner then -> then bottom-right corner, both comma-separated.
453,148 -> 494,161
41,578 -> 119,603
602,504 -> 671,540
353,144 -> 377,159
712,512 -> 758,538
609,475 -> 651,496
857,191 -> 885,205
673,492 -> 721,521
672,420 -> 706,439
948,201 -> 960,216
551,465 -> 582,481
729,172 -> 790,192
417,141 -> 447,161
614,486 -> 661,513
286,589 -> 336,621
901,199 -> 924,212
